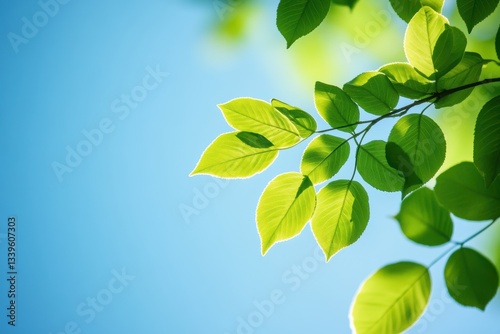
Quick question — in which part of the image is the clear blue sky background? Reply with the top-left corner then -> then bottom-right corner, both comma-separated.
0,0 -> 499,333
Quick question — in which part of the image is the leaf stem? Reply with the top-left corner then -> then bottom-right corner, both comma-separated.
427,218 -> 499,269
316,77 -> 500,134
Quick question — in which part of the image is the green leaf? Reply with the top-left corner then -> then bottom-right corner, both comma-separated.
257,172 -> 316,254
395,187 -> 453,246
350,262 -> 431,334
301,134 -> 350,184
474,96 -> 500,187
386,114 -> 446,197
435,52 -> 484,108
219,98 -> 300,148
331,0 -> 359,9
277,0 -> 331,48
311,180 -> 369,261
389,0 -> 444,22
357,140 -> 405,192
405,7 -> 466,80
457,0 -> 500,33
434,162 -> 500,220
431,25 -> 467,79
343,72 -> 399,115
379,62 -> 435,99
314,81 -> 359,133
191,132 -> 278,178
445,248 -> 499,310
272,99 -> 317,138
496,25 -> 500,60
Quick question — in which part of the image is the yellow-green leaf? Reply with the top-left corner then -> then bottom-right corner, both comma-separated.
257,172 -> 316,255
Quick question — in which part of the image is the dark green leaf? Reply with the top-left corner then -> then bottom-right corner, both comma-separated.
395,187 -> 453,246
474,96 -> 500,186
357,140 -> 405,192
351,262 -> 431,334
343,72 -> 399,115
314,81 -> 359,133
435,52 -> 483,108
434,162 -> 500,220
191,132 -> 278,178
379,62 -> 434,99
331,0 -> 359,9
389,0 -> 444,22
257,173 -> 316,254
301,134 -> 350,184
277,0 -> 331,48
431,25 -> 467,79
311,180 -> 369,261
272,99 -> 317,138
445,248 -> 499,310
457,0 -> 500,33
386,114 -> 446,197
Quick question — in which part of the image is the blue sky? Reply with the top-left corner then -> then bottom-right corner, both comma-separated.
0,0 -> 499,333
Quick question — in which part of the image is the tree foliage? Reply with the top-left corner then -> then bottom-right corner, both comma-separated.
193,0 -> 500,332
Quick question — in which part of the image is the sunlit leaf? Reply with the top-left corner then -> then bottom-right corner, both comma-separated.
379,62 -> 435,99
311,180 -> 369,261
357,140 -> 405,192
343,72 -> 399,115
350,262 -> 431,334
191,132 -> 278,178
434,162 -> 500,220
219,98 -> 300,148
272,99 -> 317,138
389,0 -> 444,22
405,7 -> 466,80
474,96 -> 500,187
386,114 -> 446,197
435,52 -> 483,108
445,248 -> 499,310
496,25 -> 500,60
457,0 -> 500,33
314,81 -> 359,133
277,0 -> 331,48
257,172 -> 316,254
301,134 -> 350,184
395,187 -> 453,246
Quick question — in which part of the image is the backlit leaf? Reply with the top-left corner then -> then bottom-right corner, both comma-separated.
272,99 -> 317,138
357,140 -> 405,192
311,180 -> 369,261
191,132 -> 278,178
314,81 -> 359,133
434,162 -> 500,220
257,172 -> 316,254
350,262 -> 431,334
445,248 -> 499,310
395,187 -> 453,246
301,134 -> 350,184
219,98 -> 300,148
386,114 -> 446,197
343,72 -> 399,115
